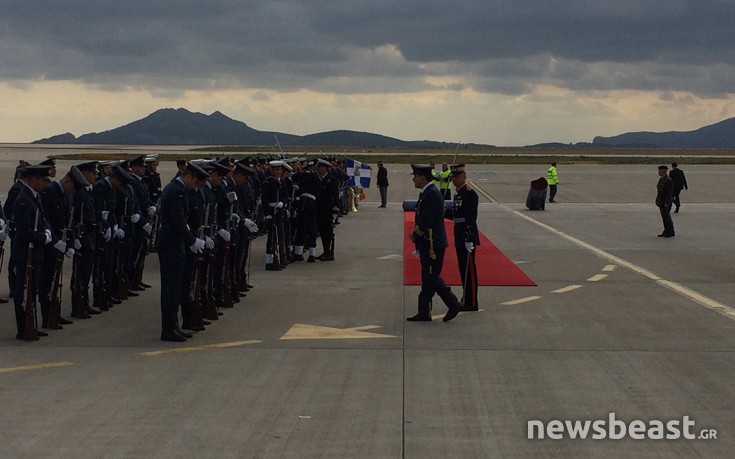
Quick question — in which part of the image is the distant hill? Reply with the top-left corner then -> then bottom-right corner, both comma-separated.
592,117 -> 735,148
33,108 -> 458,148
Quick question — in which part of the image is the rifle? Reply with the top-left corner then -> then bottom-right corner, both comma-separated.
116,197 -> 129,300
47,207 -> 74,329
221,203 -> 233,308
189,204 -> 208,328
23,211 -> 40,341
93,228 -> 109,311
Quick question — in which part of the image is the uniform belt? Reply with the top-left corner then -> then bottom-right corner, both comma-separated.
454,217 -> 466,223
301,193 -> 316,200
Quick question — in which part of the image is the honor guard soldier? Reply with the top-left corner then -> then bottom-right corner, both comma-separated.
11,165 -> 54,340
38,166 -> 89,329
5,167 -> 35,299
293,160 -> 320,262
232,160 -> 259,290
444,164 -> 479,311
262,160 -> 287,270
129,155 -> 156,290
315,159 -> 339,261
70,161 -> 101,318
157,161 -> 209,342
407,164 -> 462,323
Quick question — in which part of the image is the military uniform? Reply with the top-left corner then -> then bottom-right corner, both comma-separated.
315,159 -> 339,261
656,166 -> 675,237
444,164 -> 479,310
407,164 -> 461,322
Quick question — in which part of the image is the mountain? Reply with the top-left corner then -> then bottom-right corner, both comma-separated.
32,108 -> 453,147
592,117 -> 735,148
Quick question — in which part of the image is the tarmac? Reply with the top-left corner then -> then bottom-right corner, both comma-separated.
0,160 -> 733,458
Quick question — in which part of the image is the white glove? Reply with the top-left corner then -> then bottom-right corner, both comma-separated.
143,223 -> 152,234
226,191 -> 238,202
205,236 -> 215,249
65,248 -> 75,258
412,250 -> 420,258
275,201 -> 284,209
101,210 -> 110,220
189,238 -> 205,253
285,209 -> 291,218
115,228 -> 125,239
265,215 -> 273,221
0,218 -> 5,230
103,228 -> 112,241
217,228 -> 231,242
54,240 -> 67,253
230,213 -> 241,224
0,230 -> 6,241
147,206 -> 157,217
73,239 -> 82,250
131,213 -> 141,223
465,242 -> 474,252
44,229 -> 53,245
244,218 -> 258,232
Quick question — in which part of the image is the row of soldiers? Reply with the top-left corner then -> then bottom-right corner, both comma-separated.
4,154 -> 346,341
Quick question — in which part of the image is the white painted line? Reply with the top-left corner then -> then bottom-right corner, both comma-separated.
587,274 -> 608,282
602,265 -> 617,272
502,296 -> 542,305
552,285 -> 584,294
469,180 -> 735,321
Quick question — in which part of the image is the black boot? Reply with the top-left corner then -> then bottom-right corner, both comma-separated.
407,297 -> 432,321
437,288 -> 461,322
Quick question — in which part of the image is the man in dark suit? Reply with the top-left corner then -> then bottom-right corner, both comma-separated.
656,165 -> 675,238
156,162 -> 208,342
407,164 -> 461,322
669,162 -> 688,213
377,161 -> 389,207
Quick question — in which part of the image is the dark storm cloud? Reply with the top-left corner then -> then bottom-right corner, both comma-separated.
2,0 -> 734,95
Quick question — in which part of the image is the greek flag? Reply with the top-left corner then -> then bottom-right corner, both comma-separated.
346,159 -> 372,188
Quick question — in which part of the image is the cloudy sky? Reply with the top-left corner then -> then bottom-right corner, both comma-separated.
2,0 -> 735,146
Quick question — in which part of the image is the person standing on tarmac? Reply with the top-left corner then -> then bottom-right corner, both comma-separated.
438,162 -> 452,200
656,165 -> 675,238
547,162 -> 558,202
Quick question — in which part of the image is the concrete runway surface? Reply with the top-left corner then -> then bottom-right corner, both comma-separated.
0,159 -> 733,458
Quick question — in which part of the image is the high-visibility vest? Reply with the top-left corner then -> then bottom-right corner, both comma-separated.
547,166 -> 558,185
439,169 -> 452,190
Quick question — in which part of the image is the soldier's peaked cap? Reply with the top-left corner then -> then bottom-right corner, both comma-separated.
110,165 -> 133,183
234,162 -> 256,174
76,161 -> 98,172
39,158 -> 56,166
22,165 -> 53,178
450,163 -> 466,175
410,164 -> 433,177
186,161 -> 211,180
129,155 -> 146,167
316,158 -> 331,166
69,165 -> 91,190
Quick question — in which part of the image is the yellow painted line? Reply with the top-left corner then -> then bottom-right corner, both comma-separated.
502,296 -> 542,305
141,340 -> 261,356
280,324 -> 395,340
602,265 -> 617,272
587,274 -> 608,282
468,179 -> 498,203
0,361 -> 74,373
552,285 -> 583,294
471,180 -> 735,321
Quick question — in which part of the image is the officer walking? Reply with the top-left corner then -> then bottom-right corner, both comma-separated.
656,165 -> 675,238
407,164 -> 461,323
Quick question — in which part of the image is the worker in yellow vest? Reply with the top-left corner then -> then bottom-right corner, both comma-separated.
547,162 -> 558,202
438,162 -> 452,200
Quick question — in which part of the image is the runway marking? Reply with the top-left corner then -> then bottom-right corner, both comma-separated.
0,361 -> 74,373
502,296 -> 542,305
552,285 -> 584,294
471,181 -> 735,321
377,254 -> 403,260
141,340 -> 261,356
280,324 -> 395,340
602,265 -> 617,272
587,274 -> 608,282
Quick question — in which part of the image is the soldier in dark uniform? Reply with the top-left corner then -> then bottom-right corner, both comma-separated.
315,159 -> 339,261
201,161 -> 229,319
129,155 -> 156,290
156,162 -> 209,342
38,166 -> 89,329
444,164 -> 479,311
669,162 -> 688,213
11,165 -> 55,340
656,165 -> 675,238
292,160 -> 319,262
262,161 -> 286,270
179,160 -> 208,331
70,161 -> 101,318
407,164 -> 461,323
4,169 -> 29,298
232,160 -> 259,291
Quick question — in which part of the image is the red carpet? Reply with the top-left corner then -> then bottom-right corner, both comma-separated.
403,213 -> 536,286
